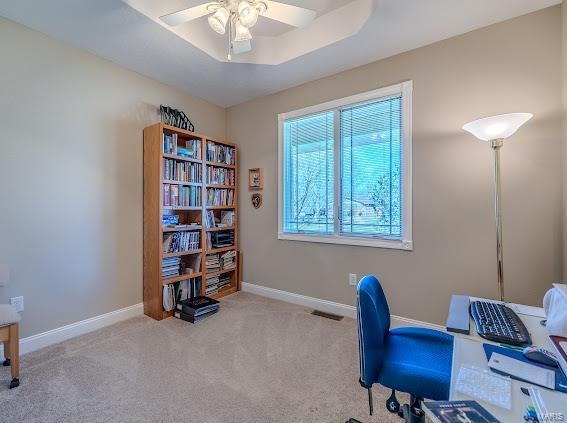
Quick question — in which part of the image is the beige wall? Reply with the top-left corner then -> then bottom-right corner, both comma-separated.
227,6 -> 563,324
0,17 -> 226,337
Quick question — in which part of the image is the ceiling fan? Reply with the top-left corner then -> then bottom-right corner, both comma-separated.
160,0 -> 316,59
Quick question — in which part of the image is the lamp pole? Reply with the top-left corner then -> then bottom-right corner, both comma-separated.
491,139 -> 504,302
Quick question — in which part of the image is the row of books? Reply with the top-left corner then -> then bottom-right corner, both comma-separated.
205,274 -> 231,295
206,188 -> 235,207
162,257 -> 181,278
163,231 -> 200,253
163,184 -> 201,208
206,141 -> 235,165
163,278 -> 202,313
163,133 -> 201,159
163,159 -> 201,183
206,167 -> 235,186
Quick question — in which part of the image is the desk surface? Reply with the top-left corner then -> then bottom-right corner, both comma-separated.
450,298 -> 566,420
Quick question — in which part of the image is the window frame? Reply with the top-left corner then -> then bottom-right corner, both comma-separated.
277,81 -> 413,250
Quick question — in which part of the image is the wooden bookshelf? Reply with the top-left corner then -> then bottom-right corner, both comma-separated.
143,123 -> 239,320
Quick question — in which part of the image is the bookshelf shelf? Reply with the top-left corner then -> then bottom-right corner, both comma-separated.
206,184 -> 236,189
162,180 -> 201,187
162,249 -> 202,258
206,205 -> 235,210
206,161 -> 236,169
205,226 -> 235,232
163,153 -> 202,164
162,272 -> 203,285
144,123 -> 240,321
162,225 -> 203,232
206,246 -> 236,254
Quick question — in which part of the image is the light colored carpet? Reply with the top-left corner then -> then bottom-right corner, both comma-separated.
0,292 -> 408,422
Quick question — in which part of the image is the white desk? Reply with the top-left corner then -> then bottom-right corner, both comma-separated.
449,299 -> 566,420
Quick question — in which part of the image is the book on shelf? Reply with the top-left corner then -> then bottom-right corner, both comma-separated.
163,184 -> 201,207
173,278 -> 201,304
162,257 -> 181,278
206,188 -> 235,207
207,167 -> 235,185
422,401 -> 499,423
206,253 -> 221,272
162,214 -> 180,226
220,250 -> 236,269
206,141 -> 235,165
163,134 -> 201,159
204,210 -> 216,228
163,231 -> 200,253
221,210 -> 235,226
163,159 -> 201,183
210,230 -> 234,249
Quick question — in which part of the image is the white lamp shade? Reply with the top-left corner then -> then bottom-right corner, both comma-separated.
238,1 -> 259,27
462,113 -> 533,141
208,7 -> 229,34
234,20 -> 252,42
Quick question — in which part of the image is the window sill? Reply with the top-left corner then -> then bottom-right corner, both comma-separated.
277,232 -> 413,251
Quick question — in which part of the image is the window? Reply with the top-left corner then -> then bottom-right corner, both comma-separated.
278,81 -> 412,250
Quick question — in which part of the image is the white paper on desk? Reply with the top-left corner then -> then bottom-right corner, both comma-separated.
488,353 -> 555,389
510,303 -> 546,318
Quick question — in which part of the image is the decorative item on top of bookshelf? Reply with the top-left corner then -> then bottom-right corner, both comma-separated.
160,105 -> 194,131
251,193 -> 263,209
248,168 -> 264,189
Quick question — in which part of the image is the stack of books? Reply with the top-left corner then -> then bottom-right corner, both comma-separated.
162,257 -> 181,278
206,254 -> 221,272
174,296 -> 219,323
218,274 -> 231,290
211,231 -> 234,248
163,231 -> 200,253
220,250 -> 236,270
206,141 -> 235,165
205,276 -> 220,295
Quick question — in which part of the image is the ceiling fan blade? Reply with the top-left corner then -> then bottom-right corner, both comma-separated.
160,3 -> 214,26
232,40 -> 252,55
261,1 -> 316,28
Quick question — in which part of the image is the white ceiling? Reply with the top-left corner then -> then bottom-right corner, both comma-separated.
0,0 -> 560,107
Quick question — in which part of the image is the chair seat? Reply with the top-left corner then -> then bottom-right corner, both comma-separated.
0,304 -> 20,327
378,327 -> 454,400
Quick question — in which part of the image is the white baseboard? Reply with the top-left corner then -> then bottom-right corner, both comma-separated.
241,282 -> 443,330
0,303 -> 143,360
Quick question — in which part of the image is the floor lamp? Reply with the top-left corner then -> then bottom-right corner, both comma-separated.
462,113 -> 533,302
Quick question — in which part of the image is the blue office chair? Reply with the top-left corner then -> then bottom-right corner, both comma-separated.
356,275 -> 454,422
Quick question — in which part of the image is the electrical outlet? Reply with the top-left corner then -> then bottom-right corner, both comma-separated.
9,296 -> 24,313
349,273 -> 358,286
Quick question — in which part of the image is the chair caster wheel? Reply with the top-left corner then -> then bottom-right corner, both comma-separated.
386,391 -> 400,413
2,358 -> 10,367
9,378 -> 19,389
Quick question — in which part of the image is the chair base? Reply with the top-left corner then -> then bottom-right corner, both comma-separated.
9,378 -> 19,389
2,358 -> 10,367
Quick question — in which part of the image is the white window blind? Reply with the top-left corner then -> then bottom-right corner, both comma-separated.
340,96 -> 402,238
283,111 -> 334,234
278,81 -> 412,250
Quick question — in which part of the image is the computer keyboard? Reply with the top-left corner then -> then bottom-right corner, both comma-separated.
470,301 -> 532,346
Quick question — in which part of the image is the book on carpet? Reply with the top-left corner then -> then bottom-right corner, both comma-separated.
176,296 -> 219,316
174,308 -> 218,323
422,401 -> 500,423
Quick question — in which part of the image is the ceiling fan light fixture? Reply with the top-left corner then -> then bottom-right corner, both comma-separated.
234,20 -> 252,42
208,7 -> 230,34
237,1 -> 259,28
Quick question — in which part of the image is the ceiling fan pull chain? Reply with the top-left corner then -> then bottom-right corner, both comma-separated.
227,16 -> 232,61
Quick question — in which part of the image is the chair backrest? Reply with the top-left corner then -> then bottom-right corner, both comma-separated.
356,275 -> 391,388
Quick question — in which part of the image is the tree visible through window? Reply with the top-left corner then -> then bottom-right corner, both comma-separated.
279,82 -> 412,249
